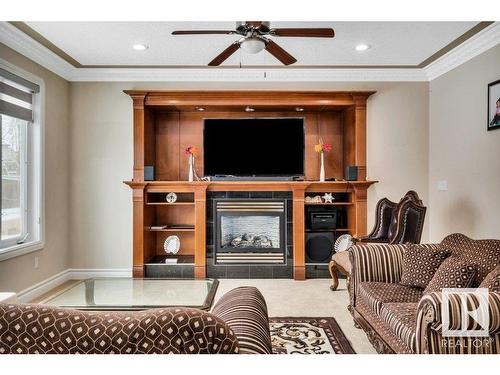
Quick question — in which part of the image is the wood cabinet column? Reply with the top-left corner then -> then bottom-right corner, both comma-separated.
132,185 -> 147,278
131,94 -> 146,182
352,95 -> 368,181
292,187 -> 306,280
353,186 -> 368,237
194,187 -> 207,279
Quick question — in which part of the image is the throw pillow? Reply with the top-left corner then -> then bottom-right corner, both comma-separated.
400,245 -> 451,289
424,257 -> 477,293
479,265 -> 500,292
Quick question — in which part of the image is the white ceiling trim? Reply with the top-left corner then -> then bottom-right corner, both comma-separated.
0,22 -> 74,80
1,22 -> 498,83
425,22 -> 500,80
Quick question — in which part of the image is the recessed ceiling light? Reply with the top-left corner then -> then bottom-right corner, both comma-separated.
245,106 -> 255,112
295,107 -> 304,112
355,44 -> 370,52
133,44 -> 149,51
195,106 -> 205,112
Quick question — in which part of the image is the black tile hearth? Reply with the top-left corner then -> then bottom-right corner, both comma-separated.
226,265 -> 250,279
249,266 -> 273,279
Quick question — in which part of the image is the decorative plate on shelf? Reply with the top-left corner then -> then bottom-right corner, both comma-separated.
165,192 -> 177,203
334,234 -> 354,253
164,235 -> 181,254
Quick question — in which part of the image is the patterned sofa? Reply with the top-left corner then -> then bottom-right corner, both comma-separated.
348,233 -> 500,354
0,286 -> 272,354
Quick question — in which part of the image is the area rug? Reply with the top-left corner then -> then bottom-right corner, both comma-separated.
269,317 -> 355,354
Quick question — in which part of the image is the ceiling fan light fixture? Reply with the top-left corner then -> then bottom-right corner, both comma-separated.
240,37 -> 266,54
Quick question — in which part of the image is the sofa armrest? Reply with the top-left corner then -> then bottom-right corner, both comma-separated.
416,291 -> 500,354
211,286 -> 273,354
348,243 -> 407,309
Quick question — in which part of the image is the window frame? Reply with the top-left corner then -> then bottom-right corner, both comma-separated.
0,59 -> 45,262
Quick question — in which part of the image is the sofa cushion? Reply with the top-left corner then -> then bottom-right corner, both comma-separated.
400,244 -> 450,289
357,282 -> 423,315
440,233 -> 500,285
479,265 -> 500,292
379,302 -> 418,352
0,304 -> 239,354
424,258 -> 477,293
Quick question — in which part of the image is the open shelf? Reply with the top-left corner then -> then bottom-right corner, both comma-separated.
146,254 -> 195,265
146,202 -> 195,206
305,202 -> 353,206
148,227 -> 195,232
305,228 -> 350,232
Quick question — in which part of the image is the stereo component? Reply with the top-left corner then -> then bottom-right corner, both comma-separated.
305,232 -> 334,263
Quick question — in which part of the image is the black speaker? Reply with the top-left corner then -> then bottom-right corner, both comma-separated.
144,166 -> 155,181
305,232 -> 334,263
345,166 -> 358,181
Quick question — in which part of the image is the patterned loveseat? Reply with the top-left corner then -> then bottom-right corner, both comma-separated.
0,286 -> 272,354
348,233 -> 500,354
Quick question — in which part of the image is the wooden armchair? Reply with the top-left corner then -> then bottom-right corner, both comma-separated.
329,191 -> 426,290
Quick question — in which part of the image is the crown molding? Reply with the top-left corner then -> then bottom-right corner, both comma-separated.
69,67 -> 427,82
1,21 -> 498,83
424,22 -> 500,81
0,22 -> 74,80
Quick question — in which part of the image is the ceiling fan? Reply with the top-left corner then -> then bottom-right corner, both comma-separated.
172,21 -> 335,66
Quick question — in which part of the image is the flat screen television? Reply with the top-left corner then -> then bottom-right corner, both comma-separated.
203,118 -> 305,177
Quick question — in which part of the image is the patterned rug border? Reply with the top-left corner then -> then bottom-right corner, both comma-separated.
269,317 -> 356,354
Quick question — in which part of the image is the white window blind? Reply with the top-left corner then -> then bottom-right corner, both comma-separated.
0,67 -> 40,122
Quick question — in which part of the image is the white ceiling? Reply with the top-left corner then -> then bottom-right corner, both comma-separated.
26,21 -> 478,66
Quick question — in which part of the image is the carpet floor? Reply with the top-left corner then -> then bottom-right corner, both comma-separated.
270,317 -> 355,354
214,279 -> 376,354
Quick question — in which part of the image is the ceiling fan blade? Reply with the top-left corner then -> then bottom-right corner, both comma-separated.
264,40 -> 297,65
208,42 -> 240,66
172,30 -> 235,35
270,28 -> 335,38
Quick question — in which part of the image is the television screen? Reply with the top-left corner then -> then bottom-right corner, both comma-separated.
203,118 -> 305,177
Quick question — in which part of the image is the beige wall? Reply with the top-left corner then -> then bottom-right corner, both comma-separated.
428,45 -> 500,242
0,43 -> 70,292
69,81 -> 430,269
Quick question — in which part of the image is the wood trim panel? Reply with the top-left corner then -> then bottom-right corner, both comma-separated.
125,91 -> 376,108
131,94 -> 146,181
292,187 -> 306,280
194,187 -> 207,279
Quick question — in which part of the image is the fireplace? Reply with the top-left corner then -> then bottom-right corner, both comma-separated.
214,199 -> 286,264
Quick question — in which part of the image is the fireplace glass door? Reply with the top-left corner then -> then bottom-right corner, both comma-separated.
214,200 -> 286,264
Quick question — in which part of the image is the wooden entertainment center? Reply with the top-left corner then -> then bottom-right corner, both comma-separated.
124,91 -> 376,280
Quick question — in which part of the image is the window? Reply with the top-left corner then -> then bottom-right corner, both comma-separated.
0,64 -> 43,260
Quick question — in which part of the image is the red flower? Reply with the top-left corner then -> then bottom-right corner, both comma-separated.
184,146 -> 197,156
322,143 -> 332,152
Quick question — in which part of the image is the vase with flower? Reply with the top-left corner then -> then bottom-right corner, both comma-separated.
184,146 -> 200,182
314,140 -> 332,182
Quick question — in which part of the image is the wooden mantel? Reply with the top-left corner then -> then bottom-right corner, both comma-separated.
123,90 -> 377,280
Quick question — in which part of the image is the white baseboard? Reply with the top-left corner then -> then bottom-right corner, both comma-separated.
16,268 -> 132,303
67,268 -> 132,279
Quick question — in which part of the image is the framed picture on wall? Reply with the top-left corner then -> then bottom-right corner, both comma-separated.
488,79 -> 500,131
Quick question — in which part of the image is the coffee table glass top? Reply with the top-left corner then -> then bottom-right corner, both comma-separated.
40,278 -> 219,311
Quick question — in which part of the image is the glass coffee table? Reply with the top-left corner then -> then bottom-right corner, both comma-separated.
40,278 -> 219,311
